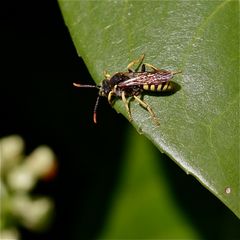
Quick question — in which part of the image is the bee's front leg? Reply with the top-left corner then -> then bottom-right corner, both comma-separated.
108,91 -> 114,105
108,85 -> 118,105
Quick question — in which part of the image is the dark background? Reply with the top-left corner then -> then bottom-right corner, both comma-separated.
1,1 -> 126,239
1,1 -> 239,240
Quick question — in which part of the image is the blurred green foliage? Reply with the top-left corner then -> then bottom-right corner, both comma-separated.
100,126 -> 200,239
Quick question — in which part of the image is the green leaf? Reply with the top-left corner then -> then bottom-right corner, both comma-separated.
58,0 -> 239,217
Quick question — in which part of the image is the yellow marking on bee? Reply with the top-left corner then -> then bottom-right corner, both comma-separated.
150,85 -> 155,91
167,82 -> 173,91
157,84 -> 162,91
143,84 -> 149,90
163,83 -> 169,91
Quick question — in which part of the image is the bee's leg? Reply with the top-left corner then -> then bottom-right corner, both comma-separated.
108,90 -> 114,105
108,85 -> 118,105
121,91 -> 132,121
104,70 -> 111,79
144,63 -> 170,74
171,70 -> 182,75
127,54 -> 145,72
144,63 -> 160,72
133,95 -> 159,125
141,64 -> 146,72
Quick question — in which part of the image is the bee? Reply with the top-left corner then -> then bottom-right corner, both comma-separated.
73,54 -> 181,124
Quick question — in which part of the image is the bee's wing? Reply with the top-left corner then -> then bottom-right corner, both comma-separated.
118,72 -> 172,87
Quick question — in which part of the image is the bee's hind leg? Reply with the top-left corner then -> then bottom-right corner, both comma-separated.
144,63 -> 170,74
133,95 -> 159,125
144,63 -> 160,72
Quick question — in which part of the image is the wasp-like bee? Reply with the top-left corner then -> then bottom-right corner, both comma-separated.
73,54 -> 181,124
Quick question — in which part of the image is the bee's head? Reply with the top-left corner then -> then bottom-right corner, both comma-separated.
99,79 -> 111,97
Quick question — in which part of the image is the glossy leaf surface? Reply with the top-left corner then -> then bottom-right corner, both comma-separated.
59,0 -> 239,217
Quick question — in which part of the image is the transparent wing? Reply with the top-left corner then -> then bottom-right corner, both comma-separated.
118,72 -> 173,87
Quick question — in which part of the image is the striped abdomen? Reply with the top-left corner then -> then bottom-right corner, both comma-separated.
142,81 -> 173,92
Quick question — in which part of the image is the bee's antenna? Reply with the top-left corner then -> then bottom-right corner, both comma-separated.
73,82 -> 101,123
93,95 -> 100,124
73,82 -> 99,88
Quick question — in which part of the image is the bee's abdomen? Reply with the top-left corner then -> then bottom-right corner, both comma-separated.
142,82 -> 173,92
